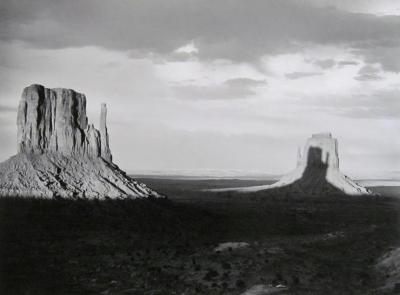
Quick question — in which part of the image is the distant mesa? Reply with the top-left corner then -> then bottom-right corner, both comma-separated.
213,133 -> 373,196
0,84 -> 161,199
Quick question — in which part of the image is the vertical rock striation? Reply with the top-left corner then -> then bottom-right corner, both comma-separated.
0,84 -> 161,199
100,103 -> 112,162
16,84 -> 113,159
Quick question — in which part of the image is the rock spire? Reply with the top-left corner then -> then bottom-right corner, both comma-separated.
100,103 -> 112,162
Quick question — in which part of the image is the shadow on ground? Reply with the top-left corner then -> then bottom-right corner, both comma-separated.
0,179 -> 399,294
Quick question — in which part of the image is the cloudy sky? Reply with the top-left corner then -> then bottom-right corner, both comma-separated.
0,0 -> 399,178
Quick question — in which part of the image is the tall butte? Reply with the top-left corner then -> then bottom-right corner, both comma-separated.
0,84 -> 161,199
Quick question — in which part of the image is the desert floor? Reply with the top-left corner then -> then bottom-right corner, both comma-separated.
0,178 -> 399,294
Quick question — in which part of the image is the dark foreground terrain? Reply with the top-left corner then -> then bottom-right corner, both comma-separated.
0,179 -> 399,295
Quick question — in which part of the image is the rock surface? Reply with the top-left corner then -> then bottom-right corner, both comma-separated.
212,133 -> 372,196
17,84 -> 113,160
100,103 -> 112,162
0,153 -> 159,198
0,84 -> 161,199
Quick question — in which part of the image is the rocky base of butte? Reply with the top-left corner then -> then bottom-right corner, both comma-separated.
0,84 -> 160,199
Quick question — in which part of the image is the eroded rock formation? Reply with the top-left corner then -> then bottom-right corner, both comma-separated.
270,133 -> 371,195
0,84 -> 161,199
212,133 -> 372,196
17,84 -> 113,161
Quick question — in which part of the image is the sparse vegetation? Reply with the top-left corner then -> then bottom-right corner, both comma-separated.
0,179 -> 399,294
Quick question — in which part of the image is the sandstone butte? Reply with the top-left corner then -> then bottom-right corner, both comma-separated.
0,84 -> 161,199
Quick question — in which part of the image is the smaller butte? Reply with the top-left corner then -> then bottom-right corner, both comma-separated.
212,133 -> 373,196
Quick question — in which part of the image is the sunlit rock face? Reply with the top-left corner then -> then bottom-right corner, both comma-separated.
100,103 -> 112,163
0,84 -> 161,199
17,84 -> 112,161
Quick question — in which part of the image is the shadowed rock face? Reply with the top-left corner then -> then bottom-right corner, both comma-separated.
287,147 -> 343,195
301,133 -> 340,169
0,84 -> 160,199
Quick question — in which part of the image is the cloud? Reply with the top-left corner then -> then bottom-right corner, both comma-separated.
285,71 -> 324,80
354,65 -> 384,81
338,60 -> 359,66
0,0 -> 399,176
354,74 -> 383,81
172,77 -> 266,100
303,0 -> 400,16
356,44 -> 400,73
1,0 -> 400,66
224,78 -> 267,88
313,59 -> 336,69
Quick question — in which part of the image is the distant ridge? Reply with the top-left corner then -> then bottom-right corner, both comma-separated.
129,169 -> 282,180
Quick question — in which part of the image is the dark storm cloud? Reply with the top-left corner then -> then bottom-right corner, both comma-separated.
1,0 -> 400,66
356,45 -> 400,73
285,72 -> 324,80
172,78 -> 266,100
